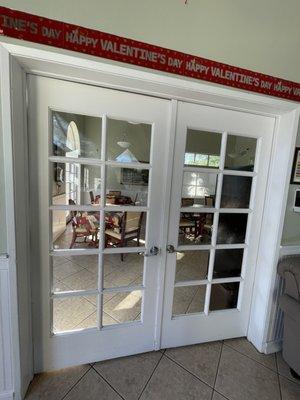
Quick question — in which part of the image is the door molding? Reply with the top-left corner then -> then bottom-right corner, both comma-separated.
0,40 -> 299,398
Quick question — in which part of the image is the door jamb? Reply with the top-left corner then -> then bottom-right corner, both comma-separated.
0,40 -> 299,398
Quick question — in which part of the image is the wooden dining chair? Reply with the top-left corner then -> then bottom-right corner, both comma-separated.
105,212 -> 144,260
69,214 -> 98,248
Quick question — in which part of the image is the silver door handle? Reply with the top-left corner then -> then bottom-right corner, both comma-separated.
142,246 -> 160,257
166,244 -> 177,253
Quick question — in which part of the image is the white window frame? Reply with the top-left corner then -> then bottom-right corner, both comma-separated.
0,40 -> 299,400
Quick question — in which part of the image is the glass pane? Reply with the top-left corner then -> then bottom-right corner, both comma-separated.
185,129 -> 222,168
213,249 -> 244,278
217,213 -> 248,244
53,295 -> 97,333
103,253 -> 143,288
181,172 -> 217,208
52,255 -> 98,292
52,211 -> 100,250
51,162 -> 101,206
178,212 -> 213,245
106,166 -> 149,206
52,111 -> 102,159
175,251 -> 209,282
225,135 -> 257,172
102,290 -> 142,325
105,211 -> 146,248
210,282 -> 240,311
106,118 -> 151,163
172,285 -> 206,315
220,175 -> 252,208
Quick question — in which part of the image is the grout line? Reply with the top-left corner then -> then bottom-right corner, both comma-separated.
212,341 -> 223,394
212,388 -> 232,400
275,354 -> 283,400
222,341 -> 278,374
137,352 -> 164,400
91,365 -> 126,400
275,352 -> 300,386
60,364 -> 92,400
163,352 -> 215,391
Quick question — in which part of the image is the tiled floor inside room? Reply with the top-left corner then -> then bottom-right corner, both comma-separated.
25,338 -> 300,400
52,250 -> 211,332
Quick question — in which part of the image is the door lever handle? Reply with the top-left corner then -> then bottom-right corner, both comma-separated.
142,246 -> 160,257
166,244 -> 177,253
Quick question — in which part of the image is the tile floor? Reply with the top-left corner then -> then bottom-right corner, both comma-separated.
25,338 -> 300,400
52,250 -> 214,333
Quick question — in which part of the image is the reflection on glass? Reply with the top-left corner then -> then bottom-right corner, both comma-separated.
105,212 -> 146,249
175,251 -> 209,282
103,253 -> 144,288
217,214 -> 248,244
52,112 -> 102,159
221,175 -> 252,208
106,167 -> 148,206
52,211 -> 100,250
213,249 -> 244,278
210,283 -> 240,311
53,295 -> 97,333
172,285 -> 206,315
225,135 -> 257,172
52,255 -> 99,292
185,129 -> 222,168
178,212 -> 213,245
51,162 -> 101,206
106,118 -> 151,163
181,172 -> 217,207
102,290 -> 142,325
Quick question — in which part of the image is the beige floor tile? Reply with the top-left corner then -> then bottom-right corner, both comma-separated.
102,311 -> 119,326
25,364 -> 90,400
172,285 -> 199,315
279,376 -> 300,400
53,278 -> 71,292
103,290 -> 142,323
165,341 -> 222,386
53,256 -> 69,267
53,260 -> 84,280
175,250 -> 209,282
53,296 -> 96,333
224,337 -> 277,371
140,355 -> 212,400
61,269 -> 98,291
94,351 -> 162,399
212,392 -> 228,400
187,285 -> 206,313
64,368 -> 122,400
103,267 -> 140,288
66,254 -> 99,273
215,345 -> 281,400
277,352 -> 300,385
74,311 -> 97,330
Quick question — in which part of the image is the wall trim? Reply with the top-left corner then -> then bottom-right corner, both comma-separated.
263,339 -> 283,355
279,245 -> 300,257
0,391 -> 14,400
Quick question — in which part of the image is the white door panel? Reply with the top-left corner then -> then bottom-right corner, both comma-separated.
161,101 -> 275,348
28,75 -> 171,371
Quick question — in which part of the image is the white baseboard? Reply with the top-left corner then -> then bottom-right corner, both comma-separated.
279,245 -> 300,257
0,391 -> 14,400
263,339 -> 282,354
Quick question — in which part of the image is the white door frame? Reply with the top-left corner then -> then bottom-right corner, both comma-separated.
0,40 -> 299,400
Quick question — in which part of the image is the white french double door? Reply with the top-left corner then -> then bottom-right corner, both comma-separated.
28,75 -> 275,372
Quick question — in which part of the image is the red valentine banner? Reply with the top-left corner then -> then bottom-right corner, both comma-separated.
0,6 -> 300,102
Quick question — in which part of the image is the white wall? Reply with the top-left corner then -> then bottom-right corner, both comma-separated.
1,0 -> 300,82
